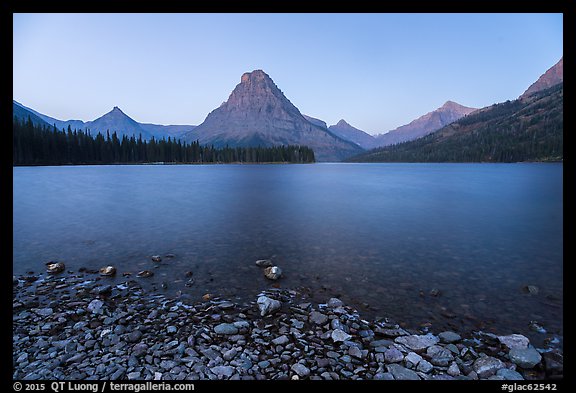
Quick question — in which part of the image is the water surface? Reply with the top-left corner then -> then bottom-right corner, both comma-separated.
13,163 -> 563,346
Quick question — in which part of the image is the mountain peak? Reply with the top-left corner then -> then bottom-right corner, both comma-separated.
336,119 -> 351,127
520,57 -> 563,99
240,69 -> 271,84
184,70 -> 363,161
111,106 -> 124,114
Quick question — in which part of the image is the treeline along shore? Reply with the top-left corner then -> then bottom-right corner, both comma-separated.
12,117 -> 315,166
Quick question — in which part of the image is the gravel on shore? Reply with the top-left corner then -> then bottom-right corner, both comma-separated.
13,270 -> 563,381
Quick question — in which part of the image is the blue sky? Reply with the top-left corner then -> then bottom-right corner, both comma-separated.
13,13 -> 563,135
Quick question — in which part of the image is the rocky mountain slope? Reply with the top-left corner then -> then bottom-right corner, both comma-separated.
373,101 -> 477,147
183,70 -> 363,162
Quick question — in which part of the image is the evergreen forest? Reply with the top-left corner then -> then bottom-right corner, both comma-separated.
13,118 -> 316,166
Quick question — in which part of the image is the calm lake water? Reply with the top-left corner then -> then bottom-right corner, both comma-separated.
13,163 -> 563,347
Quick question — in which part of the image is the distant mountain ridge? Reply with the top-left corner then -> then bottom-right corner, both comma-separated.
348,83 -> 563,163
12,101 -> 195,141
328,120 -> 379,150
183,70 -> 363,161
373,101 -> 477,147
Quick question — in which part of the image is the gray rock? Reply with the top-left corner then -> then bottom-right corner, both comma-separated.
291,363 -> 310,378
257,296 -> 281,317
223,349 -> 238,361
447,362 -> 461,377
427,345 -> 454,366
211,366 -> 234,378
394,333 -> 439,351
258,360 -> 270,369
255,259 -> 273,267
310,311 -> 328,325
384,347 -> 404,363
473,356 -> 505,378
416,359 -> 434,373
166,326 -> 177,334
36,308 -> 53,317
331,329 -> 352,342
348,346 -> 363,359
438,331 -> 461,343
405,352 -> 423,367
127,372 -> 141,380
232,320 -> 250,330
330,318 -> 346,331
132,343 -> 148,357
509,347 -> 542,369
126,330 -> 143,343
496,368 -> 524,380
272,335 -> 290,345
16,352 -> 28,363
387,363 -> 420,380
327,298 -> 344,308
291,319 -> 304,329
498,334 -> 530,350
214,323 -> 239,335
374,327 -> 409,337
370,339 -> 394,348
374,372 -> 395,380
87,299 -> 104,314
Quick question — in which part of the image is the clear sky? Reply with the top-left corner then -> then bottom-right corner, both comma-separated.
13,13 -> 563,135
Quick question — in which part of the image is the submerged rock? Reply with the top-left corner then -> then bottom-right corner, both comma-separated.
137,270 -> 154,278
523,285 -> 539,295
255,259 -> 273,268
151,255 -> 162,262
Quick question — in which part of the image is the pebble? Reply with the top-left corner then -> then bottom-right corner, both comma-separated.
11,271 -> 562,381
331,329 -> 352,342
291,363 -> 310,378
309,311 -> 328,325
394,333 -> 439,351
384,347 -> 404,363
387,363 -> 420,380
214,323 -> 239,335
87,299 -> 104,314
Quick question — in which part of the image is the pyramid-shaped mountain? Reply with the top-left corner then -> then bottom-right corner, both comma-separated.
84,106 -> 152,139
328,119 -> 378,150
183,70 -> 363,161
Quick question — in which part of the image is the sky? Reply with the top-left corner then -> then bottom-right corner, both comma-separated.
13,13 -> 563,135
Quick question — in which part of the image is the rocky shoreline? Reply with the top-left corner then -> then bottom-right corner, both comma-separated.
13,269 -> 563,381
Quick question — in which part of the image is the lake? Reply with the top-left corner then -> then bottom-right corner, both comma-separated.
12,163 -> 563,347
